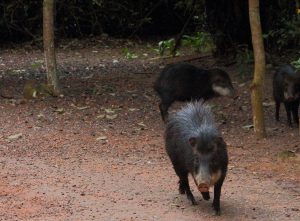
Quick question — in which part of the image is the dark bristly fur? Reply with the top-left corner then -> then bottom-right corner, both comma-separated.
164,101 -> 228,216
273,64 -> 300,127
154,62 -> 235,121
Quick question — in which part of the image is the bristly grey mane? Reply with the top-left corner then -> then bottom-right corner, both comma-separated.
166,101 -> 219,140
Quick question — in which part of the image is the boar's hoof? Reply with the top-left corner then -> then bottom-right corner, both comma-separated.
214,210 -> 221,216
187,193 -> 197,205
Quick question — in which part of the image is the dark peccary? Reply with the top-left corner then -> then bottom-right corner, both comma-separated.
273,64 -> 300,127
154,62 -> 235,121
165,101 -> 228,215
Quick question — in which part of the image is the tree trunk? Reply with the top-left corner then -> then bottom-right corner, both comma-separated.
43,0 -> 61,96
248,0 -> 266,138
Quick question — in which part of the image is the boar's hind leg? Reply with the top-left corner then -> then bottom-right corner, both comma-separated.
291,101 -> 299,126
284,103 -> 292,127
159,100 -> 173,122
275,101 -> 280,121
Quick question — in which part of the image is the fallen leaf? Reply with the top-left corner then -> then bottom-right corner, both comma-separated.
96,114 -> 105,119
7,133 -> 23,140
129,108 -> 139,112
143,95 -> 152,100
137,122 -> 146,128
106,114 -> 118,120
76,106 -> 89,110
277,150 -> 296,160
54,108 -> 65,114
96,136 -> 107,141
81,74 -> 94,79
37,113 -> 46,120
242,124 -> 254,129
228,165 -> 235,170
263,102 -> 275,107
105,108 -> 115,114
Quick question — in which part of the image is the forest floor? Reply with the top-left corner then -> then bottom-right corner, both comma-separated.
0,38 -> 299,221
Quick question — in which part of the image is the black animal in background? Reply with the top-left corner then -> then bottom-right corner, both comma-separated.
154,63 -> 235,121
273,64 -> 300,127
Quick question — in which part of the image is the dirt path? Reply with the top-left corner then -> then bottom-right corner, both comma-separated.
0,150 -> 299,221
0,45 -> 300,220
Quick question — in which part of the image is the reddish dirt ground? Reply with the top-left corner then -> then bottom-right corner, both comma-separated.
0,40 -> 299,221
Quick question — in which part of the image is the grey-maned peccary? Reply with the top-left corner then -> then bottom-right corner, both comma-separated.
165,101 -> 228,216
273,64 -> 300,127
154,63 -> 235,121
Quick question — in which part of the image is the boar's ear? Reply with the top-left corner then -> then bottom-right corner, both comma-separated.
215,136 -> 226,146
189,137 -> 197,147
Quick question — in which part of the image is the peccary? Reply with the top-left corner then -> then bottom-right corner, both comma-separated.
154,63 -> 235,121
165,101 -> 228,215
273,64 -> 300,127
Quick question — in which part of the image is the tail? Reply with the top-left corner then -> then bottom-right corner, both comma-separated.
153,77 -> 163,96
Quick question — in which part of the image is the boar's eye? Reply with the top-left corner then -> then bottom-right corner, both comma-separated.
194,156 -> 200,165
205,143 -> 217,153
214,79 -> 222,85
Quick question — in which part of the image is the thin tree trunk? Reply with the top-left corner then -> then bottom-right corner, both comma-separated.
43,0 -> 60,96
296,0 -> 300,10
249,0 -> 266,138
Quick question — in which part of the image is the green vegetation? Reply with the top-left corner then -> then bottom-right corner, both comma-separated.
123,48 -> 138,59
157,39 -> 176,56
156,32 -> 215,57
182,32 -> 215,53
0,0 -> 299,57
291,57 -> 300,70
263,16 -> 300,52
